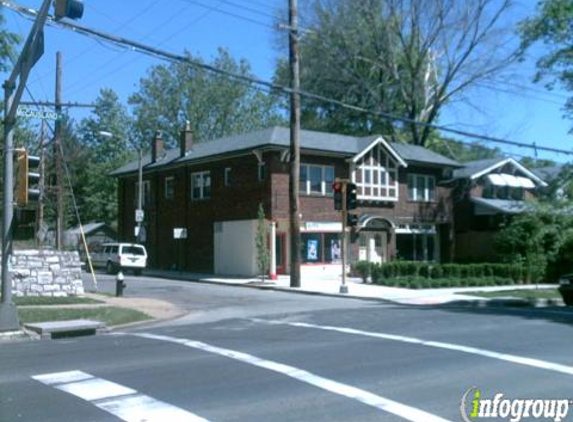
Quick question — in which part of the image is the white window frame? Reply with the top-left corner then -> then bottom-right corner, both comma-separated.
224,167 -> 232,187
191,171 -> 211,200
352,145 -> 399,201
258,162 -> 267,182
407,174 -> 436,202
164,176 -> 174,200
299,164 -> 335,196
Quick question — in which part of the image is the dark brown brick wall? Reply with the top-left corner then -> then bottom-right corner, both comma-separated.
118,150 -> 457,270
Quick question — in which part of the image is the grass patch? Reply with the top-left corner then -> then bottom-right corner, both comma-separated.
463,289 -> 561,300
14,296 -> 103,306
18,307 -> 152,327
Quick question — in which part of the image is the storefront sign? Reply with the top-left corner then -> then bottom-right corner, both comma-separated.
303,222 -> 342,232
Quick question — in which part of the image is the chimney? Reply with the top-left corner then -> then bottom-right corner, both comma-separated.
151,130 -> 164,163
180,120 -> 193,158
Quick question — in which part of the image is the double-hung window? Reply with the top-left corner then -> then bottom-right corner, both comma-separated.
407,174 -> 436,202
299,164 -> 335,195
191,171 -> 211,200
164,177 -> 174,200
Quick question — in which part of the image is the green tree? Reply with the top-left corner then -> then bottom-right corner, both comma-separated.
275,0 -> 517,146
519,0 -> 573,124
76,89 -> 133,226
495,205 -> 573,282
256,203 -> 270,282
129,48 -> 284,147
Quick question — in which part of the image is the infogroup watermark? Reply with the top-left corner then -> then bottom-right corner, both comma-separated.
460,387 -> 572,422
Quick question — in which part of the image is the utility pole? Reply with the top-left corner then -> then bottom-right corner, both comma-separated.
54,52 -> 64,251
0,0 -> 52,332
36,119 -> 46,250
288,0 -> 302,288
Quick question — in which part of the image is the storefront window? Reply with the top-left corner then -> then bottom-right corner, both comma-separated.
396,231 -> 437,261
301,233 -> 322,263
324,233 -> 342,263
301,232 -> 342,264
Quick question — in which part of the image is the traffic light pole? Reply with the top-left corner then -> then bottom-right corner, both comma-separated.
340,184 -> 348,294
0,0 -> 52,332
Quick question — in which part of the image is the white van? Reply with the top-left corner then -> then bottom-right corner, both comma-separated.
90,243 -> 147,275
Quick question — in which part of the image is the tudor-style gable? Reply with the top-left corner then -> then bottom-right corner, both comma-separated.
350,137 -> 407,202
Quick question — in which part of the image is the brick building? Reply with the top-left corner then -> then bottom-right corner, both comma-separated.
112,126 -> 463,277
452,157 -> 547,262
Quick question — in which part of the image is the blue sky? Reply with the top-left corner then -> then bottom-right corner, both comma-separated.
2,0 -> 572,163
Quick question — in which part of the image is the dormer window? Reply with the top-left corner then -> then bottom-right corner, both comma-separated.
352,143 -> 400,201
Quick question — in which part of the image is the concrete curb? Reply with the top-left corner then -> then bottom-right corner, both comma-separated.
144,271 -> 567,309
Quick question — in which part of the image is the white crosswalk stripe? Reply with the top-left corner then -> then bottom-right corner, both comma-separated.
128,332 -> 454,422
32,370 -> 210,422
250,318 -> 573,376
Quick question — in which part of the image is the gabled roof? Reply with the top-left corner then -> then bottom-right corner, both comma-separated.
534,165 -> 562,182
352,136 -> 408,167
111,126 -> 461,176
453,157 -> 547,187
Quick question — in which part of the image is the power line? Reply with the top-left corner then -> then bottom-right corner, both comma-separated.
174,0 -> 276,29
66,1 -> 209,97
3,0 -> 573,157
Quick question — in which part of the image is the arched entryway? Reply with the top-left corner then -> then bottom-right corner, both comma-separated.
357,216 -> 394,264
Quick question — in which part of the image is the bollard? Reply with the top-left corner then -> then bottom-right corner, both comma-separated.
116,271 -> 126,297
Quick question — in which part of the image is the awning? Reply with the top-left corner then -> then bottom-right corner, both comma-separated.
486,173 -> 536,189
486,173 -> 506,186
516,176 -> 535,189
500,174 -> 521,187
471,197 -> 534,215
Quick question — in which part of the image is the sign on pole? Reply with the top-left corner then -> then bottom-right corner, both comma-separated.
135,209 -> 144,223
16,107 -> 61,121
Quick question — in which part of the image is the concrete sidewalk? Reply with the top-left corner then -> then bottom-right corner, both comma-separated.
144,269 -> 560,306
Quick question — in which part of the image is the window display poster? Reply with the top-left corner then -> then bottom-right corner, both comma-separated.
307,239 -> 319,261
330,239 -> 341,262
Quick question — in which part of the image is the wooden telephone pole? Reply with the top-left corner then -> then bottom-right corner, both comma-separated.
54,51 -> 64,250
288,0 -> 302,288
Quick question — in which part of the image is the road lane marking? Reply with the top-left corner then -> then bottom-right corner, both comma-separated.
32,370 -> 209,422
129,332 -> 453,422
250,318 -> 573,376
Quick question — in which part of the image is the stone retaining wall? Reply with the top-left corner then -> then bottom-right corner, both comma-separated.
10,250 -> 84,297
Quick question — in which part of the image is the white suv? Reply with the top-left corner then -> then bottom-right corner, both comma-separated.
91,243 -> 147,275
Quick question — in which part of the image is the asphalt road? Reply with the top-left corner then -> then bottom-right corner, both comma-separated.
3,275 -> 573,422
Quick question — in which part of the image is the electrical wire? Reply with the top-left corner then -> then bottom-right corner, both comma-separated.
3,0 -> 573,157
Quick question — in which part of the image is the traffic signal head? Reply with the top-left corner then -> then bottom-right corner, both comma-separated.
346,182 -> 357,210
16,149 -> 41,207
333,182 -> 343,211
54,0 -> 84,20
347,213 -> 358,227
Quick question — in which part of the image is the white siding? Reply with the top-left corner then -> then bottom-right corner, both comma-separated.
214,220 -> 258,276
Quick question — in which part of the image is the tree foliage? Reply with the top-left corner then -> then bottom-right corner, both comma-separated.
75,89 -> 134,226
129,48 -> 284,147
495,205 -> 573,282
256,203 -> 270,281
519,0 -> 573,125
276,0 -> 518,146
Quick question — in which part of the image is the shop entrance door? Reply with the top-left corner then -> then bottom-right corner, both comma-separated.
359,232 -> 387,264
276,232 -> 287,274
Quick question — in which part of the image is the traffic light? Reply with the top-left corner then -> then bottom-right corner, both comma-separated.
54,0 -> 84,20
347,213 -> 358,227
346,182 -> 357,210
333,182 -> 343,211
16,149 -> 41,207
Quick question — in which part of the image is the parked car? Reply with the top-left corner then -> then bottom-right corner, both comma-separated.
90,242 -> 147,275
558,273 -> 573,306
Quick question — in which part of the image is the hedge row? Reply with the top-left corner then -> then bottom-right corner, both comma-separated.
370,276 -> 516,289
353,261 -> 532,284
